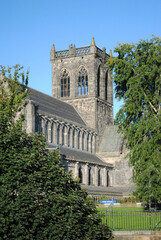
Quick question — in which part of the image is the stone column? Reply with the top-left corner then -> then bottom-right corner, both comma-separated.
41,117 -> 45,135
92,135 -> 96,153
70,127 -> 72,148
55,122 -> 59,144
84,163 -> 89,185
64,125 -> 68,147
25,100 -> 35,134
103,167 -> 107,187
94,165 -> 98,187
59,124 -> 62,145
72,128 -> 75,148
48,121 -> 52,143
79,131 -> 82,150
75,162 -> 79,178
53,121 -> 57,144
84,132 -> 87,151
91,135 -> 94,153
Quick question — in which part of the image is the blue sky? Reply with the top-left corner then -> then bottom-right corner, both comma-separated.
1,0 -> 160,117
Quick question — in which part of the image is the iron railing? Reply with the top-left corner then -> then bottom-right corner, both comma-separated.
98,209 -> 161,231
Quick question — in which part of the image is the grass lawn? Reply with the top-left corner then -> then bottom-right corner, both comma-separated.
97,207 -> 161,231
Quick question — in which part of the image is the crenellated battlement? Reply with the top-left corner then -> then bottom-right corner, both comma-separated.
50,40 -> 110,61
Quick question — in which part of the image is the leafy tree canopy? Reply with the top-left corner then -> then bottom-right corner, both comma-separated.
107,37 -> 161,203
0,66 -> 112,239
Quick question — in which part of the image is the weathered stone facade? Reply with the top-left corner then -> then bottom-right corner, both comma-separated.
50,38 -> 113,149
23,39 -> 134,197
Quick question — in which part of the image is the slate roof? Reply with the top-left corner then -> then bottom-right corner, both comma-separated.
99,125 -> 122,152
28,87 -> 87,127
47,143 -> 112,167
81,184 -> 136,195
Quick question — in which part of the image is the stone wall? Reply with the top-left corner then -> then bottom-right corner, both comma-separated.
113,231 -> 161,240
50,39 -> 113,144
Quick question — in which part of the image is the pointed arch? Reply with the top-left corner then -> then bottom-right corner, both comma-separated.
82,132 -> 84,150
45,121 -> 48,139
78,165 -> 83,183
62,125 -> 65,145
60,69 -> 70,97
68,127 -> 71,147
77,66 -> 88,95
57,124 -> 60,144
77,130 -> 80,149
105,71 -> 108,100
51,122 -> 53,143
97,65 -> 100,97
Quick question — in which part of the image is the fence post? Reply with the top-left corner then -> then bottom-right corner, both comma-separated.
106,207 -> 107,226
149,209 -> 151,231
112,207 -> 113,230
156,211 -> 157,230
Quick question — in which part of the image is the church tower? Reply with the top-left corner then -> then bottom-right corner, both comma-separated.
50,38 -> 113,149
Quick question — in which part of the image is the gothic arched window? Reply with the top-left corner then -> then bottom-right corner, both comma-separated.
97,66 -> 100,97
88,167 -> 91,185
68,128 -> 71,147
79,166 -> 83,183
91,135 -> 93,153
38,117 -> 42,133
78,66 -> 88,95
51,122 -> 53,143
78,131 -> 80,149
107,170 -> 109,186
82,132 -> 84,150
57,125 -> 60,144
72,129 -> 75,148
87,134 -> 89,152
60,69 -> 70,97
62,126 -> 65,145
45,121 -> 48,140
105,71 -> 108,100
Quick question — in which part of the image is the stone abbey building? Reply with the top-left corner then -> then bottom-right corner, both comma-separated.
25,38 -> 134,198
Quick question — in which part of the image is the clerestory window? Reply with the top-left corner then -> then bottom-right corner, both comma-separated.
78,66 -> 88,95
61,70 -> 70,97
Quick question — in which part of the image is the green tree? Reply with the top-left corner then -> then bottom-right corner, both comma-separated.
0,66 -> 112,239
107,37 -> 161,203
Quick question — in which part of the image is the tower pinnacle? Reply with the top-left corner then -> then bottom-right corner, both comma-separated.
91,37 -> 96,46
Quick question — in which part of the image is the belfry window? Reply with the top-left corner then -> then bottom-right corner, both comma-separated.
78,66 -> 88,95
61,70 -> 70,97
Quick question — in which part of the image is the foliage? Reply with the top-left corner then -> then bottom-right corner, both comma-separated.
107,37 -> 161,203
0,66 -> 112,239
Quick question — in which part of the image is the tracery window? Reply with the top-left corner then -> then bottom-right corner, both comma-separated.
78,66 -> 88,95
61,69 -> 70,97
